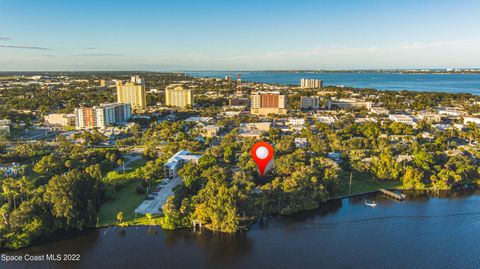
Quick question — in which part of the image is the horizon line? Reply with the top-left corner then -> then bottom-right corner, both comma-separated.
1,67 -> 480,73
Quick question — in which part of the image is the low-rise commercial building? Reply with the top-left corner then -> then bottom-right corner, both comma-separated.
316,115 -> 338,124
238,122 -> 272,138
369,107 -> 389,115
438,107 -> 467,117
327,98 -> 372,110
44,113 -> 75,128
389,114 -> 414,124
416,112 -> 442,123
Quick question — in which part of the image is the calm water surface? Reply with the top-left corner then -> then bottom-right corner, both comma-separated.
4,190 -> 480,269
187,71 -> 480,94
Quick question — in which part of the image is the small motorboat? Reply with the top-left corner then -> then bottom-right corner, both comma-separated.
365,200 -> 377,208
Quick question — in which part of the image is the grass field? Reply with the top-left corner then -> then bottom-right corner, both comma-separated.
124,215 -> 163,226
97,182 -> 146,226
333,170 -> 402,198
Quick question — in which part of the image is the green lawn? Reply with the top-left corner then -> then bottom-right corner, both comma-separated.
97,182 -> 146,226
127,158 -> 146,170
333,170 -> 402,198
124,215 -> 163,226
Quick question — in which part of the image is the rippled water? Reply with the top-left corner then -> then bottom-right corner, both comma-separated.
187,71 -> 480,94
5,190 -> 480,269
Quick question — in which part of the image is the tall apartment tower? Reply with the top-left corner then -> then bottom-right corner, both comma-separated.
74,107 -> 95,129
74,103 -> 131,129
165,85 -> 194,108
116,75 -> 147,112
300,78 -> 323,89
250,92 -> 287,115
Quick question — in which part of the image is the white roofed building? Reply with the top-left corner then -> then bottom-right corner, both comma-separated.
164,150 -> 201,178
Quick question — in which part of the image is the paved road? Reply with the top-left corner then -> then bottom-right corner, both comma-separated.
134,177 -> 182,215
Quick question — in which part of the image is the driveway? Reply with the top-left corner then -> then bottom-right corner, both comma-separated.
134,176 -> 182,215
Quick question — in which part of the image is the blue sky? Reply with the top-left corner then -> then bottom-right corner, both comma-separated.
1,0 -> 480,70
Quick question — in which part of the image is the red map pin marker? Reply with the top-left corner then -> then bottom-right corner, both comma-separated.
251,141 -> 274,176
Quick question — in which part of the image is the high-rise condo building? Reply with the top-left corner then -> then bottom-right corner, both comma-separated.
250,92 -> 287,115
300,78 -> 323,89
165,84 -> 194,108
74,103 -> 131,129
116,75 -> 147,112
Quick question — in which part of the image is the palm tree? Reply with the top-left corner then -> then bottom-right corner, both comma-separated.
18,176 -> 33,202
2,178 -> 19,210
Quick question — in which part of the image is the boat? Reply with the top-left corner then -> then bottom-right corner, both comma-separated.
365,200 -> 377,207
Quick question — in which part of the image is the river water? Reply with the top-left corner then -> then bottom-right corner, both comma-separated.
187,71 -> 480,94
4,190 -> 480,269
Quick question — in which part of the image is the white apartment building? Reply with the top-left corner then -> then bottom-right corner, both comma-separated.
300,96 -> 321,110
300,78 -> 323,89
164,150 -> 201,178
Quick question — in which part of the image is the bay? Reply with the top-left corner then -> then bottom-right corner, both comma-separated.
5,189 -> 480,269
187,71 -> 480,94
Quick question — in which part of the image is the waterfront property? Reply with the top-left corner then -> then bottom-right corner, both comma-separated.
11,190 -> 480,269
300,78 -> 323,89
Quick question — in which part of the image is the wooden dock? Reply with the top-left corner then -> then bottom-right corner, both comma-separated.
379,188 -> 406,201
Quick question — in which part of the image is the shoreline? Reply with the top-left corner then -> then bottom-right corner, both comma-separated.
6,186 -> 478,252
